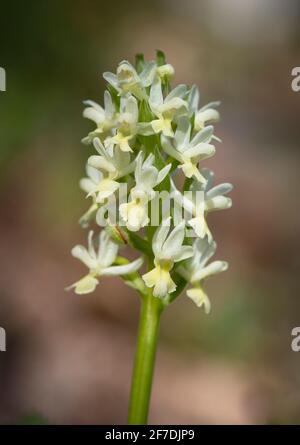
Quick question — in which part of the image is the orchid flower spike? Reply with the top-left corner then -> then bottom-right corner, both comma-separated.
142,218 -> 193,298
161,116 -> 215,183
67,230 -> 143,295
68,52 -> 233,426
178,237 -> 228,313
70,50 -> 232,316
120,152 -> 171,231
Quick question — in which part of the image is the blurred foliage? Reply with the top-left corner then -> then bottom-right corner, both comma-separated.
18,413 -> 48,426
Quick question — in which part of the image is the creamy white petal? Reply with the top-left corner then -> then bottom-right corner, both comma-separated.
205,196 -> 232,212
124,95 -> 138,121
93,137 -> 107,158
160,97 -> 186,114
80,178 -> 96,194
142,265 -> 176,298
120,201 -> 149,232
98,231 -> 119,267
104,91 -> 114,117
83,100 -> 104,112
86,164 -> 102,183
199,101 -> 221,112
172,246 -> 194,262
192,238 -> 217,269
187,287 -> 211,313
188,216 -> 207,238
191,260 -> 228,282
161,135 -> 182,162
103,71 -> 120,91
140,61 -> 157,86
206,183 -> 233,199
70,275 -> 99,295
152,217 -> 171,256
83,107 -> 104,124
165,84 -> 187,101
137,122 -> 155,136
156,163 -> 171,186
191,125 -> 214,145
161,221 -> 186,259
184,143 -> 215,159
103,257 -> 143,276
88,155 -> 116,174
88,230 -> 97,258
188,85 -> 199,113
150,77 -> 163,108
71,245 -> 97,269
175,117 -> 191,150
139,166 -> 158,189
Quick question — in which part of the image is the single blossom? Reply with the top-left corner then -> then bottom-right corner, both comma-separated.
156,63 -> 175,82
67,230 -> 143,295
161,116 -> 215,183
178,237 -> 228,313
103,60 -> 156,100
146,77 -> 187,137
173,169 -> 232,240
120,153 -> 171,231
82,90 -> 117,144
105,94 -> 139,153
142,218 -> 193,298
187,85 -> 220,131
85,137 -> 134,203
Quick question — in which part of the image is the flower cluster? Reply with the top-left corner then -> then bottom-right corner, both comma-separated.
68,51 -> 232,313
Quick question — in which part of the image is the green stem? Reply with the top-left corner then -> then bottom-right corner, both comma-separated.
127,290 -> 164,424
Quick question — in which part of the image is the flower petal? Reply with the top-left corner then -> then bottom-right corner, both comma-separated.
184,143 -> 215,159
205,196 -> 232,212
98,231 -> 119,267
103,71 -> 120,91
71,245 -> 97,269
191,260 -> 228,282
150,77 -> 163,108
187,287 -> 211,314
156,163 -> 171,186
88,155 -> 116,174
103,257 -> 144,276
152,217 -> 171,257
161,221 -> 185,259
191,125 -> 214,145
172,245 -> 194,262
175,116 -> 191,150
68,274 -> 99,295
206,183 -> 233,199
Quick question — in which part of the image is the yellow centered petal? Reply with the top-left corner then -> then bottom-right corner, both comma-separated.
120,200 -> 149,232
151,118 -> 173,137
73,274 -> 99,295
187,286 -> 211,314
180,161 -> 206,183
95,178 -> 119,203
142,260 -> 176,298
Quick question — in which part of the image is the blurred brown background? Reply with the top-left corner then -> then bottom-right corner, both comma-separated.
0,0 -> 300,424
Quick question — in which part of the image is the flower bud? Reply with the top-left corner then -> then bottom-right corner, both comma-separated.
157,64 -> 175,80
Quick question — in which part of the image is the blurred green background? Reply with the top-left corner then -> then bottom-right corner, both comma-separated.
0,0 -> 300,424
